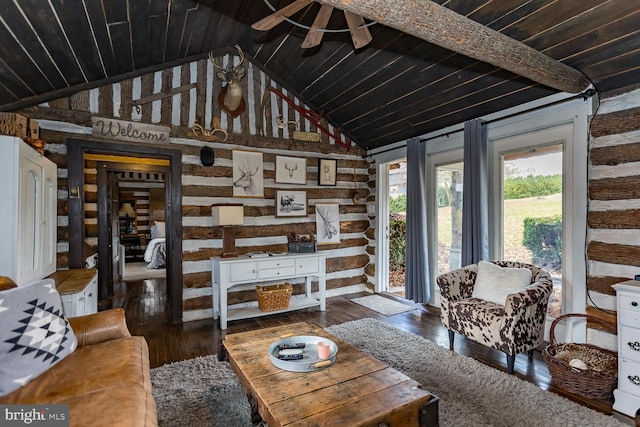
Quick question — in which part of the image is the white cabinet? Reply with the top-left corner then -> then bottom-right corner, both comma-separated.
50,269 -> 98,318
0,136 -> 57,285
613,280 -> 640,417
211,253 -> 326,329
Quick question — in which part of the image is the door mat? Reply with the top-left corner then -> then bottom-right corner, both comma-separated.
350,294 -> 416,316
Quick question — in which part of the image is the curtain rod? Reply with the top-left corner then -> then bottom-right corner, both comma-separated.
364,88 -> 597,159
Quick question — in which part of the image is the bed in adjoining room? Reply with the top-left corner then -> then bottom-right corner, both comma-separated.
145,220 -> 166,270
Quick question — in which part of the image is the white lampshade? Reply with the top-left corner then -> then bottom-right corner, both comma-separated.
212,204 -> 244,226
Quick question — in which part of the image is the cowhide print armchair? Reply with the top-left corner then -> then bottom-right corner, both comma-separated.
437,261 -> 553,374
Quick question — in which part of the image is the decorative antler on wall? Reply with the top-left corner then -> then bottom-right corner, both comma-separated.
210,45 -> 247,118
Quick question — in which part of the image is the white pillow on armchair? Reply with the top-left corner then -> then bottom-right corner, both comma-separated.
472,260 -> 532,305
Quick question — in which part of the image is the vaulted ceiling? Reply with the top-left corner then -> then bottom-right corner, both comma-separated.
1,1 -> 639,151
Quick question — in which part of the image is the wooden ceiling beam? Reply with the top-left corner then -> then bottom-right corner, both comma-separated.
316,0 -> 591,94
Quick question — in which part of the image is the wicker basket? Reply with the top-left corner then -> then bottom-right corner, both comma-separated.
542,313 -> 618,399
256,283 -> 292,312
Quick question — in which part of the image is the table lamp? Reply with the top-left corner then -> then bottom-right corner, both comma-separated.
212,204 -> 244,258
120,202 -> 135,233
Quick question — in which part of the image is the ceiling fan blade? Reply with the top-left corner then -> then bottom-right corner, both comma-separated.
301,4 -> 334,48
344,11 -> 372,49
252,0 -> 314,31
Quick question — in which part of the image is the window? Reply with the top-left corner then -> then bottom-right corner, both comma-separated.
491,119 -> 587,323
498,144 -> 563,316
436,161 -> 464,275
373,95 -> 589,331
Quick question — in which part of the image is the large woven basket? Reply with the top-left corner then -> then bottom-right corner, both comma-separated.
542,313 -> 617,399
256,283 -> 292,312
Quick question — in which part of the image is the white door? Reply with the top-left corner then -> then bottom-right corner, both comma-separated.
41,159 -> 57,277
18,156 -> 42,285
428,148 -> 464,307
491,123 -> 575,324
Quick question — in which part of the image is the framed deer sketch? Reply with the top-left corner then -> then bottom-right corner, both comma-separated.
232,149 -> 264,197
275,156 -> 307,185
318,158 -> 337,186
315,202 -> 340,245
275,190 -> 307,217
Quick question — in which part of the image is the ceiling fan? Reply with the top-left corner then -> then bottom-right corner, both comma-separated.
252,0 -> 373,49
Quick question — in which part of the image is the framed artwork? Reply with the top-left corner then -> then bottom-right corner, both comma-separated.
275,155 -> 307,185
318,158 -> 337,186
315,202 -> 340,244
232,149 -> 264,197
275,190 -> 308,217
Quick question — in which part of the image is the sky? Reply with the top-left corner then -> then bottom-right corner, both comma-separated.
506,152 -> 562,177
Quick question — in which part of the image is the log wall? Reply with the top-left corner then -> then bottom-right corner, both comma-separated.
587,88 -> 640,348
23,53 -> 376,322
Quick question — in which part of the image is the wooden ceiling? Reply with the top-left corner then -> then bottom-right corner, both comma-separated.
1,0 -> 639,151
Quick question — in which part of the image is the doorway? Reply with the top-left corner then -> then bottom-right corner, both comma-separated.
387,160 -> 407,296
97,160 -> 169,289
67,138 -> 183,323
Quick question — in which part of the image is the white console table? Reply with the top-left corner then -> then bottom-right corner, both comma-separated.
613,279 -> 640,417
211,253 -> 326,330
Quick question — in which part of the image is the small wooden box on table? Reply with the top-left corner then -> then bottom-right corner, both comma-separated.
221,322 -> 439,426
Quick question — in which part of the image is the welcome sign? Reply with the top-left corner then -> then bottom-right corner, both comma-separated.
91,117 -> 170,144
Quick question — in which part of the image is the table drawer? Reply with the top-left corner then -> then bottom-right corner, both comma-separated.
258,258 -> 295,270
230,262 -> 258,282
619,308 -> 640,327
621,326 -> 640,363
258,267 -> 296,279
297,257 -> 319,275
619,359 -> 640,395
620,294 -> 640,313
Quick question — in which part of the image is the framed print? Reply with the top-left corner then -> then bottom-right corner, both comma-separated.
315,202 -> 340,244
276,190 -> 308,217
275,155 -> 307,184
232,149 -> 264,197
318,158 -> 337,186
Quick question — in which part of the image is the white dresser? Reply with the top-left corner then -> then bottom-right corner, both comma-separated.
613,279 -> 640,417
211,253 -> 326,329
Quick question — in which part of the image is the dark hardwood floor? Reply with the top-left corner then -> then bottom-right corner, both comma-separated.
105,277 -> 638,426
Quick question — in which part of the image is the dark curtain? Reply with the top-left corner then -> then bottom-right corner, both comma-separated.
461,119 -> 489,265
405,137 -> 430,303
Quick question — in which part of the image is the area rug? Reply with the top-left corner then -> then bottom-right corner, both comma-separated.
151,318 -> 626,427
151,355 -> 251,426
350,294 -> 416,316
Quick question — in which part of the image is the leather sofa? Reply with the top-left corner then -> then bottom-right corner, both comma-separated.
0,289 -> 158,427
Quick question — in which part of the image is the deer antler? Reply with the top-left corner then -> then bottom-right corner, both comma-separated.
233,44 -> 245,69
276,115 -> 299,129
208,51 -> 226,72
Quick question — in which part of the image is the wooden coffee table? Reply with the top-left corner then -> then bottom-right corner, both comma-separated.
220,322 -> 439,426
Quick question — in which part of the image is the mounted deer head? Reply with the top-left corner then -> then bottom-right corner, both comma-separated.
210,44 -> 246,118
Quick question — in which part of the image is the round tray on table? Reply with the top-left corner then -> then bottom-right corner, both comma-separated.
268,335 -> 338,372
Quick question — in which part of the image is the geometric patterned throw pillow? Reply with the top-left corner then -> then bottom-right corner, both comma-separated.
0,279 -> 77,396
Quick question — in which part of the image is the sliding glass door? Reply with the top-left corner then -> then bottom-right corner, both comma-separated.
492,124 -> 572,318
435,161 -> 464,275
